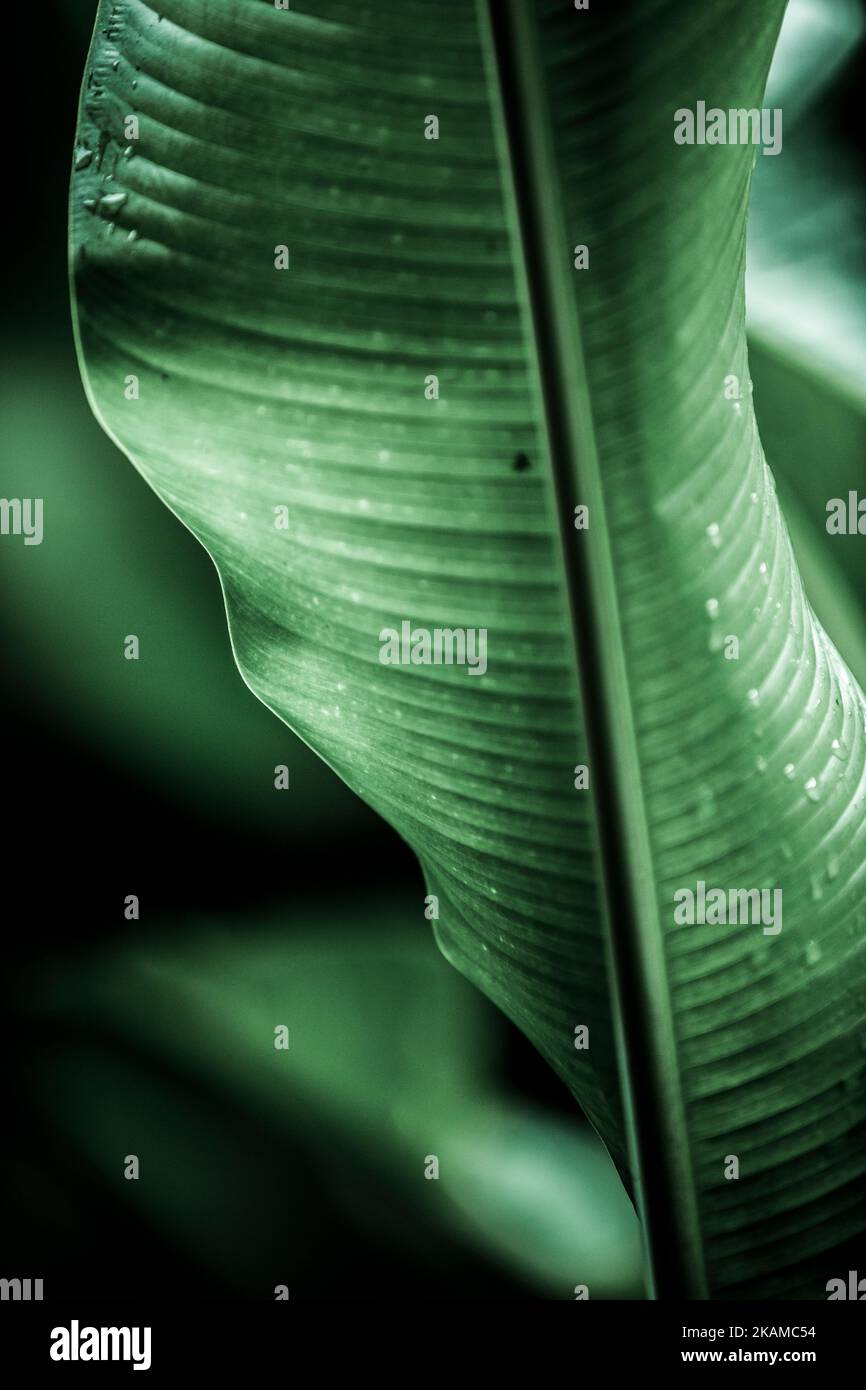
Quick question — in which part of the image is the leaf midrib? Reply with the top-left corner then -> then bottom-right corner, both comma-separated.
476,0 -> 707,1299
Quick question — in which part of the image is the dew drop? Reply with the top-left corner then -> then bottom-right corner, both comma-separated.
747,688 -> 760,707
783,762 -> 796,780
804,777 -> 820,802
705,598 -> 719,619
74,146 -> 93,170
831,738 -> 849,761
99,192 -> 127,217
706,522 -> 721,547
805,937 -> 822,962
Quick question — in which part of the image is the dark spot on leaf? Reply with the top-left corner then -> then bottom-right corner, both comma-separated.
513,452 -> 531,472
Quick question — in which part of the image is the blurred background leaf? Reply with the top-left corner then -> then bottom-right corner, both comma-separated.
748,0 -> 866,402
15,904 -> 642,1298
748,0 -> 866,681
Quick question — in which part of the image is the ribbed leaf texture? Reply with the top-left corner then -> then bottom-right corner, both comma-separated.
71,0 -> 866,1298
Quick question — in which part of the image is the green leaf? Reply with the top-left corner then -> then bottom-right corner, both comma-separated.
70,0 -> 866,1299
747,6 -> 866,404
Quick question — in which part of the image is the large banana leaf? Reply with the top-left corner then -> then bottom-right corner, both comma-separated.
70,0 -> 866,1298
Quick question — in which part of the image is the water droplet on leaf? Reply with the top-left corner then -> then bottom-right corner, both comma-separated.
99,192 -> 127,217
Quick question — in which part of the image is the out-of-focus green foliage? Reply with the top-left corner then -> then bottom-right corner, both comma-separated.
748,0 -> 866,684
749,0 -> 866,403
32,907 -> 643,1298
